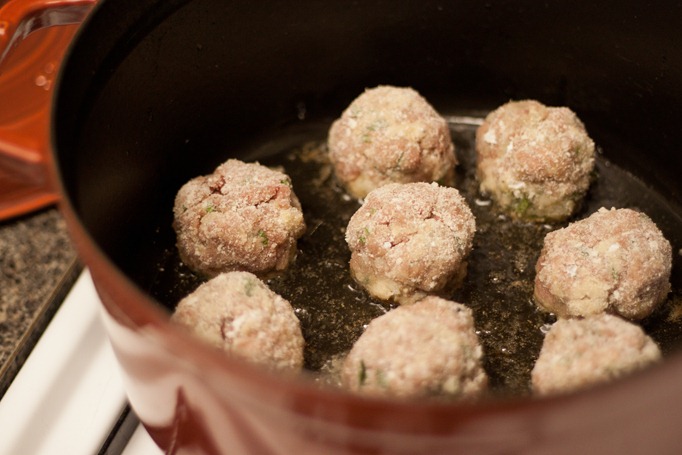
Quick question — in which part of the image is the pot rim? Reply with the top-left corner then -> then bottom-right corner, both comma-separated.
44,1 -> 682,448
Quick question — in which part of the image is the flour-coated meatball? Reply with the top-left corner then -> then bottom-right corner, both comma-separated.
173,159 -> 306,277
328,86 -> 456,199
345,182 -> 475,305
532,314 -> 661,395
342,296 -> 487,399
476,99 -> 595,221
534,207 -> 672,320
171,271 -> 304,370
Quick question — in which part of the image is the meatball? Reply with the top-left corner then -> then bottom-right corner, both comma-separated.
328,85 -> 456,199
531,314 -> 661,395
345,182 -> 476,305
534,207 -> 672,320
475,99 -> 595,221
341,296 -> 487,399
173,159 -> 306,278
171,271 -> 304,370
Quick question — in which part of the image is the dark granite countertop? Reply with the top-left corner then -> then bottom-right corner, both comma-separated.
0,207 -> 81,397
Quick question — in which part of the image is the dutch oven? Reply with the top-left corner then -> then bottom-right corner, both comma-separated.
2,0 -> 682,453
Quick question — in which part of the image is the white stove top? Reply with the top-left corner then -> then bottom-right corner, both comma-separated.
0,270 -> 161,454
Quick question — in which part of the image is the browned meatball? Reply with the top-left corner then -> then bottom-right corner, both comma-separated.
171,271 -> 304,370
532,314 -> 661,396
476,99 -> 595,221
345,182 -> 476,305
328,86 -> 456,199
173,159 -> 306,278
341,296 -> 487,399
534,207 -> 672,320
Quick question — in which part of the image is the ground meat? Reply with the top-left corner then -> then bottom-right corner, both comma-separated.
345,182 -> 476,305
531,314 -> 661,395
328,85 -> 456,199
341,296 -> 487,399
475,99 -> 595,221
534,207 -> 672,320
171,271 -> 304,370
173,159 -> 306,277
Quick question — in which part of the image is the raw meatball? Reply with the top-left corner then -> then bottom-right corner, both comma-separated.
173,159 -> 306,278
534,207 -> 672,320
171,271 -> 304,370
328,85 -> 456,199
476,99 -> 595,221
532,314 -> 661,395
345,182 -> 475,305
341,296 -> 487,399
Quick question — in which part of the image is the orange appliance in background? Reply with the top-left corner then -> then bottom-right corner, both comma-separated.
0,0 -> 94,220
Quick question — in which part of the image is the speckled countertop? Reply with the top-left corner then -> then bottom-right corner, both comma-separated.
0,207 -> 80,397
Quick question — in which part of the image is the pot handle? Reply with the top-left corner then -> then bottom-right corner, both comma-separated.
0,0 -> 95,220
